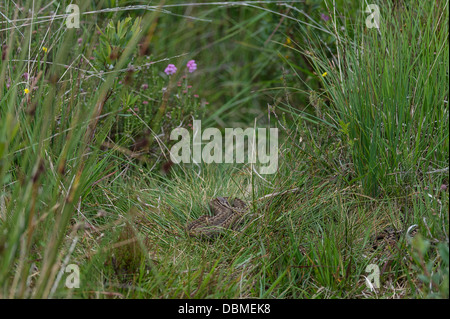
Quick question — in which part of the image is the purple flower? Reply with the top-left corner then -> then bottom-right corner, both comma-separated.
321,13 -> 330,21
164,64 -> 177,75
77,37 -> 83,45
141,83 -> 149,90
186,60 -> 197,73
23,72 -> 29,80
142,100 -> 149,105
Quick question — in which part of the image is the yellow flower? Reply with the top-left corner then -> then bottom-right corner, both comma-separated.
286,37 -> 292,45
322,72 -> 327,77
24,88 -> 30,94
42,47 -> 48,53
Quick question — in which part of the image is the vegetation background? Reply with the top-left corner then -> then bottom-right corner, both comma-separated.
0,0 -> 448,298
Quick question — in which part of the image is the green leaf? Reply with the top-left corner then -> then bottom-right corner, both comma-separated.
418,274 -> 430,284
438,243 -> 449,266
412,235 -> 430,255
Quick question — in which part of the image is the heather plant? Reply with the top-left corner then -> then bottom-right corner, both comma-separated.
90,17 -> 206,164
93,17 -> 142,71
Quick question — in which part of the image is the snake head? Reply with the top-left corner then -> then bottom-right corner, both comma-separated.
216,197 -> 229,206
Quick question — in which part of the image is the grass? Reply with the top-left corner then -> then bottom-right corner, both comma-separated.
0,0 -> 448,299
303,0 -> 449,197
